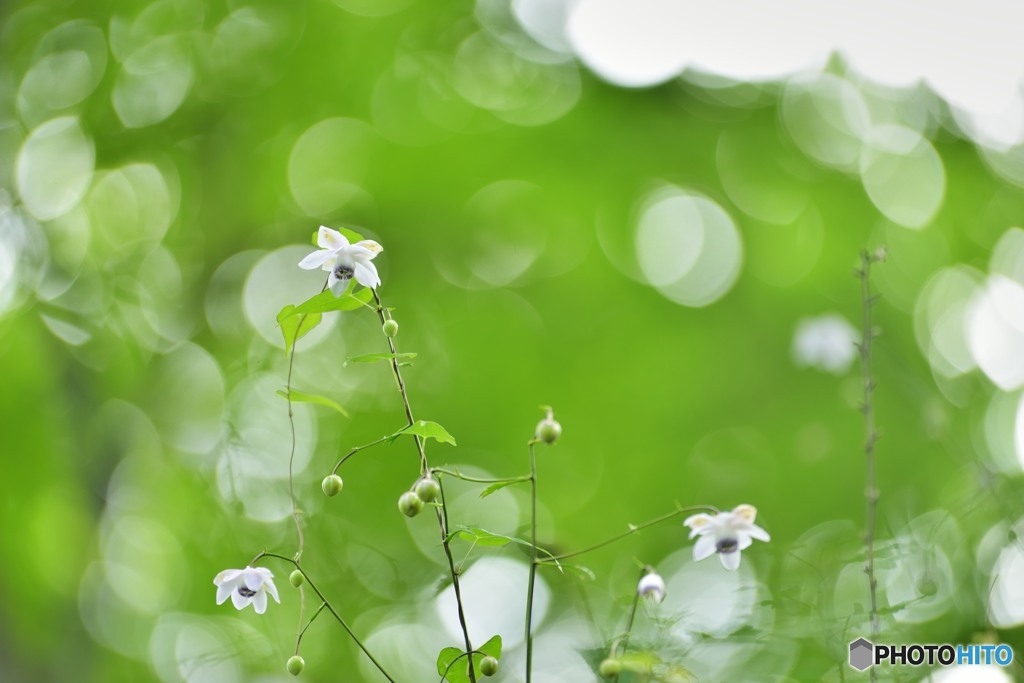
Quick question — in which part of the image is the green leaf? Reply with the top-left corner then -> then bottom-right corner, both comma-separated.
478,634 -> 502,659
471,529 -> 514,547
405,420 -> 456,445
387,420 -> 456,446
479,479 -> 521,498
277,305 -> 321,356
436,636 -> 501,683
275,389 -> 349,417
345,352 -> 417,366
436,647 -> 466,682
283,285 -> 373,318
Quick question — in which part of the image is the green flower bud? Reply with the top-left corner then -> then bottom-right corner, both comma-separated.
398,491 -> 424,517
321,474 -> 344,497
535,414 -> 562,444
289,570 -> 305,588
414,476 -> 440,503
598,658 -> 621,678
479,656 -> 499,676
383,319 -> 399,338
918,578 -> 938,597
286,655 -> 305,676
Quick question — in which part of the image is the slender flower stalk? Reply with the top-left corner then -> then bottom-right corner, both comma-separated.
372,291 -> 477,683
252,552 -> 395,682
331,434 -> 394,473
608,566 -> 647,683
283,282 -> 327,659
857,248 -> 884,681
538,506 -> 715,565
295,602 -> 327,654
525,439 -> 539,682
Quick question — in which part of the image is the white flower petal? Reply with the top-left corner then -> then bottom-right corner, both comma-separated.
230,590 -> 252,610
263,577 -> 280,603
351,240 -> 383,259
746,523 -> 771,543
298,249 -> 335,270
719,550 -> 742,571
252,590 -> 268,614
737,532 -> 753,551
242,567 -> 263,592
638,573 -> 666,603
731,504 -> 758,524
684,513 -> 715,538
693,533 -> 716,561
214,568 -> 242,585
353,260 -> 380,289
318,226 -> 349,251
216,582 -> 235,605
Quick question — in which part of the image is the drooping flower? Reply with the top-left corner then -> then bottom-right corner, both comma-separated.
684,504 -> 770,571
792,313 -> 858,374
298,226 -> 383,295
637,570 -> 666,603
214,566 -> 281,614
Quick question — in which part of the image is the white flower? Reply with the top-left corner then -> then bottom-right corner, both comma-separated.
637,571 -> 666,603
214,566 -> 281,614
792,313 -> 858,374
298,226 -> 384,295
683,504 -> 770,571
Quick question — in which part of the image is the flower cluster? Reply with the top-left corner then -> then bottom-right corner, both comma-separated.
684,504 -> 770,571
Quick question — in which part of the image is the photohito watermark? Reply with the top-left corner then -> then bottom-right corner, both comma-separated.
849,638 -> 1014,671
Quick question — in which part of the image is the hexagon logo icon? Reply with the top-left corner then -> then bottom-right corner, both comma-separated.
849,638 -> 874,671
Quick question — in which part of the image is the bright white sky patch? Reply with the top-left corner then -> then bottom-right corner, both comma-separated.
564,0 -> 1024,144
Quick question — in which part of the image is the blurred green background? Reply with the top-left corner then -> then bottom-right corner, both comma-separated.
3,0 -> 1024,682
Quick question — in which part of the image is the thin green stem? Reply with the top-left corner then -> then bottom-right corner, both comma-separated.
253,553 -> 395,682
438,649 -> 487,683
609,567 -> 646,683
538,506 -> 717,564
431,468 -> 531,486
295,602 -> 327,655
284,280 -> 327,654
332,434 -> 394,474
436,477 -> 477,683
525,440 -> 539,683
372,291 -> 429,475
372,291 -> 476,683
857,249 -> 882,682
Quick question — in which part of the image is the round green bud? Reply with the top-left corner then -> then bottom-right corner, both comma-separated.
286,655 -> 305,676
289,570 -> 305,588
599,659 -> 621,678
535,417 -> 562,445
398,491 -> 424,517
383,319 -> 399,338
479,656 -> 499,677
321,474 -> 344,497
414,476 -> 440,503
918,578 -> 938,597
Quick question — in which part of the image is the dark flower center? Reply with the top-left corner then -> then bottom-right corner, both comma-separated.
716,537 -> 739,554
333,264 -> 354,281
237,587 -> 257,598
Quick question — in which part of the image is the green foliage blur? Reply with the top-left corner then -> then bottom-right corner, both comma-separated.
2,1 -> 1024,682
